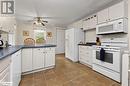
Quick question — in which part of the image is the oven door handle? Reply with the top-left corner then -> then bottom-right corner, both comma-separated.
96,50 -> 120,52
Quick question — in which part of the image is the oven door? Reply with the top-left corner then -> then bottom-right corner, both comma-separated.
93,49 -> 121,72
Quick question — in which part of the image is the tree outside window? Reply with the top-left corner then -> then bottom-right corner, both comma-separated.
34,30 -> 46,44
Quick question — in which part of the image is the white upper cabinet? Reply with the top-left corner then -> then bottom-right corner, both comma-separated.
90,15 -> 97,29
83,20 -> 89,30
98,1 -> 128,24
83,14 -> 97,30
109,1 -> 127,21
76,20 -> 83,29
97,8 -> 109,24
0,17 -> 16,33
68,20 -> 83,29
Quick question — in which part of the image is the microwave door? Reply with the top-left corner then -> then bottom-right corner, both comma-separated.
97,24 -> 114,34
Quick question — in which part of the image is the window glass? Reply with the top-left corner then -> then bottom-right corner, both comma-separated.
34,30 -> 46,44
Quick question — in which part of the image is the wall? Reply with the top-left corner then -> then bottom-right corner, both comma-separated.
16,21 -> 57,45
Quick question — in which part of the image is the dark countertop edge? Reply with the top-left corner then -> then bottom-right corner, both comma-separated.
78,44 -> 96,46
0,45 -> 56,60
22,45 -> 57,48
0,47 -> 22,60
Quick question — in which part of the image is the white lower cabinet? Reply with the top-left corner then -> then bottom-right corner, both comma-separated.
79,46 -> 93,67
22,49 -> 33,73
11,50 -> 21,86
22,47 -> 55,73
45,48 -> 55,67
33,48 -> 45,70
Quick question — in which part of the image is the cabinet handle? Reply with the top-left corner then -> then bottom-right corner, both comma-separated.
94,15 -> 96,17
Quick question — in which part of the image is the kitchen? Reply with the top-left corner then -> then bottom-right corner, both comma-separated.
0,0 -> 130,86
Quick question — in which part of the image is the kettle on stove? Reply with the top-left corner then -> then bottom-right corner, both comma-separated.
0,35 -> 4,48
0,40 -> 4,46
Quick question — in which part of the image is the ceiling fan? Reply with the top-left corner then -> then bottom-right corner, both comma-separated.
16,14 -> 64,26
33,17 -> 48,26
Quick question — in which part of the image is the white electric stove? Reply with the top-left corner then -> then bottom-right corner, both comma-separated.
92,38 -> 128,82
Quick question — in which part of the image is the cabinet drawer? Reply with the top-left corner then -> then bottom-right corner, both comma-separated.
45,48 -> 55,52
34,48 -> 42,50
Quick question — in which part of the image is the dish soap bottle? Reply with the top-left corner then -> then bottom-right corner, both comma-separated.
96,37 -> 101,46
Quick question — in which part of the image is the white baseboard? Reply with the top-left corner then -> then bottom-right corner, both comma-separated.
22,66 -> 55,75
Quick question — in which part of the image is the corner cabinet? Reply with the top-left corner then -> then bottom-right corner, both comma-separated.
22,47 -> 55,74
11,50 -> 21,86
97,1 -> 128,24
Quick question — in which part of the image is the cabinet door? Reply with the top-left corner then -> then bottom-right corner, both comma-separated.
97,8 -> 109,24
45,48 -> 55,67
79,46 -> 83,61
79,46 -> 86,63
87,47 -> 92,66
76,20 -> 83,29
33,48 -> 45,70
17,50 -> 21,85
109,1 -> 124,21
22,49 -> 33,73
91,15 -> 97,29
83,20 -> 89,30
11,50 -> 21,86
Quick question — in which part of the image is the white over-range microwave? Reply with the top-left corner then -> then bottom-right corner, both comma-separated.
96,18 -> 128,35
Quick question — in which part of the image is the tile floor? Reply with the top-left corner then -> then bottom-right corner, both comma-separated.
20,54 -> 120,86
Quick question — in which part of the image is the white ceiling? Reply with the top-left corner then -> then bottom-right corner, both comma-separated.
16,0 -> 122,27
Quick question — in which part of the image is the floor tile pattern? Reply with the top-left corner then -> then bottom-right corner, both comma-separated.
20,54 -> 120,86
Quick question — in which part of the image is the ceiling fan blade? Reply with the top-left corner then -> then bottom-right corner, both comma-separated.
41,23 -> 45,26
42,20 -> 48,23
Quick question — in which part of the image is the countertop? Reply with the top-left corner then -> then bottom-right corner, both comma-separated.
78,43 -> 96,46
0,44 -> 56,60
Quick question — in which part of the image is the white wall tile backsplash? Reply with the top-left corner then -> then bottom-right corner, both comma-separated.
85,29 -> 128,44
